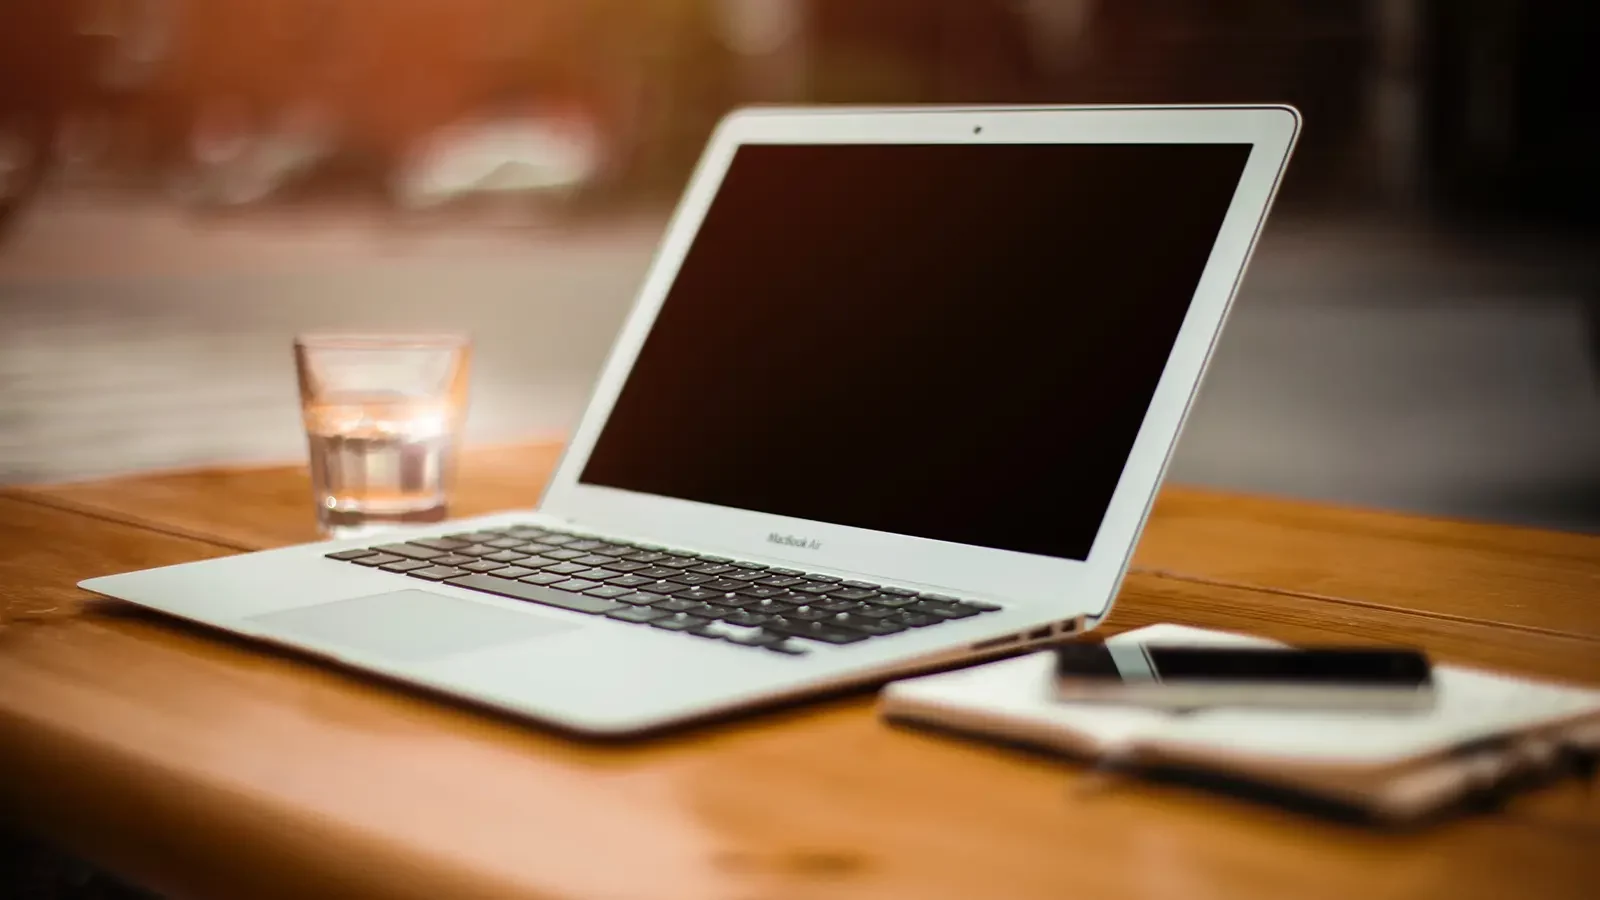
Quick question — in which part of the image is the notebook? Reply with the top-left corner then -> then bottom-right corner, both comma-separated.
881,625 -> 1600,822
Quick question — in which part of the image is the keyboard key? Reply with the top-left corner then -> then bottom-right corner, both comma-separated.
591,543 -> 633,556
614,592 -> 661,605
844,619 -> 909,637
407,565 -> 469,581
542,562 -> 590,576
651,597 -> 701,612
756,576 -> 803,588
631,544 -> 666,552
732,561 -> 769,570
607,574 -> 655,588
737,585 -> 786,599
785,606 -> 832,622
461,559 -> 508,573
379,559 -> 430,573
484,550 -> 531,563
768,567 -> 804,576
351,553 -> 404,567
537,534 -> 578,546
702,579 -> 747,592
698,623 -> 768,645
851,605 -> 903,619
445,574 -> 622,614
511,542 -> 558,555
413,537 -> 470,552
815,598 -> 866,613
551,579 -> 602,593
728,569 -> 768,581
622,551 -> 668,563
606,606 -> 668,624
659,557 -> 700,569
919,593 -> 963,604
721,610 -> 778,628
689,563 -> 735,576
887,612 -> 940,628
373,543 -> 444,561
429,554 -> 475,567
698,555 -> 732,564
964,600 -> 1004,612
704,592 -> 746,607
541,548 -> 586,561
584,585 -> 632,599
634,566 -> 678,579
675,588 -> 724,602
806,574 -> 842,583
842,580 -> 879,589
565,540 -> 607,552
456,544 -> 501,558
764,619 -> 868,645
680,603 -> 728,620
879,586 -> 916,596
909,600 -> 980,619
605,560 -> 649,573
486,537 -> 526,549
573,554 -> 619,567
740,597 -> 798,614
487,566 -> 538,579
575,568 -> 620,582
668,573 -> 715,586
505,527 -> 557,541
828,612 -> 907,635
639,581 -> 688,595
867,594 -> 921,609
828,588 -> 879,602
519,572 -> 568,586
326,548 -> 377,561
791,582 -> 840,595
650,613 -> 710,632
446,531 -> 505,543
516,557 -> 562,569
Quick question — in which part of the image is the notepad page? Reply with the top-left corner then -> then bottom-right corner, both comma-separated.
881,625 -> 1600,767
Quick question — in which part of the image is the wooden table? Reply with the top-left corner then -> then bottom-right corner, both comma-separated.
3,441 -> 1598,900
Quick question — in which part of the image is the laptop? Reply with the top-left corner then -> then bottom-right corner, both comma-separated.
82,105 -> 1300,735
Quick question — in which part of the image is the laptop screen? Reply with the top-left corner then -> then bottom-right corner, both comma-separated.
579,142 -> 1252,560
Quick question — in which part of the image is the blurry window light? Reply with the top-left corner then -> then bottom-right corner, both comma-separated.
713,0 -> 802,57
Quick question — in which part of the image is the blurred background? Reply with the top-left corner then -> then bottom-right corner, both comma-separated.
1,0 -> 1597,532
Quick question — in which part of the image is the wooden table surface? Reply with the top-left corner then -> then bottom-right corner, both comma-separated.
3,441 -> 1599,900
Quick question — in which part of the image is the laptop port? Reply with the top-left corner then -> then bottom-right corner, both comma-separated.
1026,627 -> 1053,641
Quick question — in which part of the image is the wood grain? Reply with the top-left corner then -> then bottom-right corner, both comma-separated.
0,496 -> 236,622
1135,487 -> 1600,640
1111,572 -> 1600,684
21,441 -> 1600,643
0,523 -> 1596,900
5,454 -> 1600,899
21,442 -> 567,551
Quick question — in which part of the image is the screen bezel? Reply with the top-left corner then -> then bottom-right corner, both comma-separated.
538,105 -> 1299,617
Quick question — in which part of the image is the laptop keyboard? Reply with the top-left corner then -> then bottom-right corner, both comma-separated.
325,525 -> 1000,656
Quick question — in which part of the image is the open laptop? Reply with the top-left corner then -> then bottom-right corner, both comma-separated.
82,105 -> 1299,735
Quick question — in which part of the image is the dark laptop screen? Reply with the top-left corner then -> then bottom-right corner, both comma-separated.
579,142 -> 1252,560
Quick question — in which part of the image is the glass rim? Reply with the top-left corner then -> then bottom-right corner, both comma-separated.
294,332 -> 471,351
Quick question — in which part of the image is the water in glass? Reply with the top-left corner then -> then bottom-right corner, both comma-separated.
305,396 -> 456,535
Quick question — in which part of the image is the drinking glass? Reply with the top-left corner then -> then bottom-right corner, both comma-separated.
294,334 -> 471,537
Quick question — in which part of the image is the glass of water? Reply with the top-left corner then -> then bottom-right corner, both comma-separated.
294,333 -> 471,538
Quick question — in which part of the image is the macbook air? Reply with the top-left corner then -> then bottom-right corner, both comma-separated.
82,105 -> 1300,735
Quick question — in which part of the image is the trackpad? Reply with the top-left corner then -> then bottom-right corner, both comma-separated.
249,590 -> 581,663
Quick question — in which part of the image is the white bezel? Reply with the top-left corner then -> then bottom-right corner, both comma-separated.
539,105 -> 1298,618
